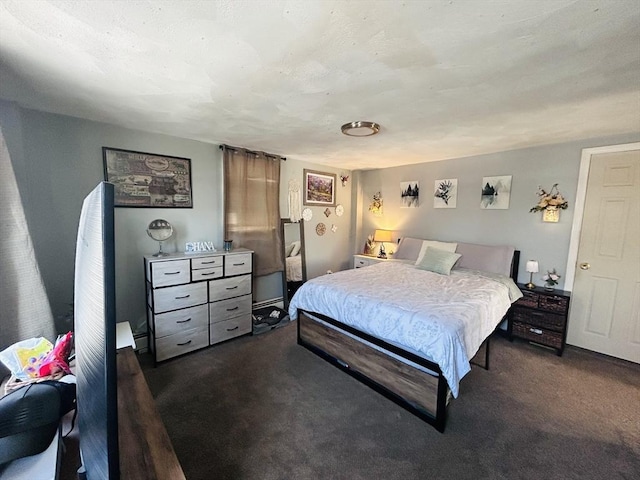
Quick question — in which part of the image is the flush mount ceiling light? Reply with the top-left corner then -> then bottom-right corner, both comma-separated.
341,121 -> 381,137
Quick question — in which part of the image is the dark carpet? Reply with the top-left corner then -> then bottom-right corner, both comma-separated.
141,322 -> 640,480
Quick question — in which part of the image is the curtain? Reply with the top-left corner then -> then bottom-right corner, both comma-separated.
223,146 -> 283,277
0,126 -> 56,350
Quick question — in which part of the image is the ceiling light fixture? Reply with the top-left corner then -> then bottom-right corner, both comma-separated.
341,121 -> 381,137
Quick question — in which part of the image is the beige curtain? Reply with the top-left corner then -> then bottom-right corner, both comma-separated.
0,126 -> 56,350
223,146 -> 283,277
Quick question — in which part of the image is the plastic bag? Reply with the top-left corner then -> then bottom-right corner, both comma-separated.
0,337 -> 53,380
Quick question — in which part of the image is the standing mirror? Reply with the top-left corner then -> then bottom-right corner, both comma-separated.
281,218 -> 306,308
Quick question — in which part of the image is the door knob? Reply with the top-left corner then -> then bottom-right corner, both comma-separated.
579,262 -> 590,270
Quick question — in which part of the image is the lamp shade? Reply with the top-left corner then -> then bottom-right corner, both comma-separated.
373,229 -> 392,243
526,260 -> 539,273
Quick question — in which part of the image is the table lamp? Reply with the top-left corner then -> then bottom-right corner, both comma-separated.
374,229 -> 393,259
525,260 -> 539,289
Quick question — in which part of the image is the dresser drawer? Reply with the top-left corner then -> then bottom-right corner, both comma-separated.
155,304 -> 208,338
209,295 -> 252,323
153,282 -> 208,313
209,274 -> 252,301
151,259 -> 191,287
225,253 -> 252,276
155,325 -> 209,362
191,266 -> 223,282
209,315 -> 251,345
512,321 -> 563,350
511,307 -> 565,332
191,255 -> 223,270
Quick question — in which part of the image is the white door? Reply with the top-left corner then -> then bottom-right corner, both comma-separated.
567,147 -> 640,363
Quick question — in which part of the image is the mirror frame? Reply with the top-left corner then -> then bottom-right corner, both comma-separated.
281,218 -> 306,308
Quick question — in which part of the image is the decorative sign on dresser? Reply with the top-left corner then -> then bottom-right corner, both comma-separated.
508,284 -> 571,356
145,248 -> 253,363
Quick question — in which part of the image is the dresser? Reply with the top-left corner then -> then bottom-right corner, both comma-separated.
145,249 -> 253,362
508,284 -> 571,356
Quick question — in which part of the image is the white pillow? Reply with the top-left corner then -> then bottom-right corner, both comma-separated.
289,240 -> 301,257
415,240 -> 458,265
285,243 -> 295,257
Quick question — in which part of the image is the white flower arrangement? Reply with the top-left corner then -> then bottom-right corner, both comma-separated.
530,184 -> 569,213
542,269 -> 561,287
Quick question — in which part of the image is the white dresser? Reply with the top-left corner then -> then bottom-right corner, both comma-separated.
145,249 -> 253,362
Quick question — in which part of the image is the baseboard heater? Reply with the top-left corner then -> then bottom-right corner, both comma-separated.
252,297 -> 285,311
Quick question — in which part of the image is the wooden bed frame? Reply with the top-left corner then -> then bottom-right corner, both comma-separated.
296,250 -> 520,433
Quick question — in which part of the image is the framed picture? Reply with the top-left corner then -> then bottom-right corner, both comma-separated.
480,175 -> 512,210
303,169 -> 336,206
434,178 -> 457,208
103,147 -> 193,208
400,181 -> 419,208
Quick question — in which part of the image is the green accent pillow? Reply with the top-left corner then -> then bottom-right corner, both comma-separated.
415,247 -> 462,275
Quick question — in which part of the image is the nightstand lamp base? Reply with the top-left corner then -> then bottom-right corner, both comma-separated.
525,281 -> 536,289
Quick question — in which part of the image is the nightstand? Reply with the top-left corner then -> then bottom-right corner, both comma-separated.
353,254 -> 390,268
508,284 -> 571,356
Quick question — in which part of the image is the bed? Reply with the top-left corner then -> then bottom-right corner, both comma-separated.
285,254 -> 303,282
288,238 -> 521,432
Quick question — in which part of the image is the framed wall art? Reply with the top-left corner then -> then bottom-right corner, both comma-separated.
103,147 -> 193,208
400,181 -> 419,208
303,169 -> 336,206
480,175 -> 512,210
434,178 -> 457,208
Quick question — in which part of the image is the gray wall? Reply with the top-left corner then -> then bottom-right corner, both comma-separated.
0,101 -> 353,336
356,133 -> 640,289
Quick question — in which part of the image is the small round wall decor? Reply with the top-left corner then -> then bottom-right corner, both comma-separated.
302,208 -> 313,221
335,204 -> 344,216
315,223 -> 326,236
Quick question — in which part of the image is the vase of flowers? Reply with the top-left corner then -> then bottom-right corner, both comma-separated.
542,269 -> 561,291
529,184 -> 569,218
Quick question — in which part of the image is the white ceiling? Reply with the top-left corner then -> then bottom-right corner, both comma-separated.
0,0 -> 639,170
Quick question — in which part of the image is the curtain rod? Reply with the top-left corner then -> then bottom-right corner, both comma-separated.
219,144 -> 286,161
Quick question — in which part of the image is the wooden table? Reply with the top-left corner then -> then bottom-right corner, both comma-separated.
116,347 -> 185,479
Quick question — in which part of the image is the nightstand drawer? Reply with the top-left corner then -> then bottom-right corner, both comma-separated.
539,294 -> 569,313
517,290 -> 539,308
511,307 -> 565,332
512,321 -> 563,350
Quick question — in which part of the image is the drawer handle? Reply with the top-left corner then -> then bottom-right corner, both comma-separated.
226,286 -> 238,290
226,306 -> 239,311
164,271 -> 181,275
529,328 -> 543,335
530,311 -> 545,317
175,294 -> 191,299
233,262 -> 245,266
176,318 -> 191,324
201,260 -> 217,264
226,326 -> 239,332
177,340 -> 192,346
201,272 -> 218,276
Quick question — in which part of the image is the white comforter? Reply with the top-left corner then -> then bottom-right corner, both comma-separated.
289,262 -> 520,397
